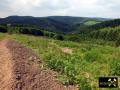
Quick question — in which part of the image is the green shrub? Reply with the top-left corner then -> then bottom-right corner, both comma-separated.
110,59 -> 120,76
0,26 -> 7,33
116,35 -> 120,47
67,35 -> 80,42
54,34 -> 64,40
77,76 -> 92,90
84,50 -> 102,62
64,64 -> 78,85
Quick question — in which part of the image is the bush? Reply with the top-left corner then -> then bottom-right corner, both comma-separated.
110,59 -> 120,76
84,50 -> 102,62
0,26 -> 7,33
67,35 -> 80,42
20,28 -> 44,36
49,33 -> 55,38
77,77 -> 92,90
64,64 -> 78,85
116,35 -> 120,47
8,27 -> 20,34
31,29 -> 44,36
54,34 -> 64,40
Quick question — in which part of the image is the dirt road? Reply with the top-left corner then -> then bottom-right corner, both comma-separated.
0,39 -> 77,90
0,39 -> 65,90
0,40 -> 13,90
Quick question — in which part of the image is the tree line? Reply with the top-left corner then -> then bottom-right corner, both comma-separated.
89,19 -> 120,30
89,26 -> 120,46
0,24 -> 64,40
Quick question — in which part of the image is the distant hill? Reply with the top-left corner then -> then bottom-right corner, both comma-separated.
0,16 -> 108,33
90,19 -> 120,30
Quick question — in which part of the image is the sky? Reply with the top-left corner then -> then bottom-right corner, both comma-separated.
0,0 -> 120,18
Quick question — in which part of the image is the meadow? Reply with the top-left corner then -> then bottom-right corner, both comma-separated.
0,33 -> 5,41
10,34 -> 120,90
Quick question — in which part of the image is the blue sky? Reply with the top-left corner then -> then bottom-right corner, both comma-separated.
0,0 -> 120,18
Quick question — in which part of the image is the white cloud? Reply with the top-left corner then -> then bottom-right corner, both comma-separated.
0,0 -> 120,18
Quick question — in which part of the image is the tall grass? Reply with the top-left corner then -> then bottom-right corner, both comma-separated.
12,34 -> 120,90
0,33 -> 5,41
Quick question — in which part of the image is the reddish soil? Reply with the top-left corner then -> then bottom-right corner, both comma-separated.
0,40 -> 13,90
0,39 -> 78,90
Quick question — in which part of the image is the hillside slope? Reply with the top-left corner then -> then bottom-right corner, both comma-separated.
90,19 -> 120,30
0,16 -> 108,33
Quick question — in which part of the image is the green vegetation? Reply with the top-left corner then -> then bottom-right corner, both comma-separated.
89,26 -> 120,46
84,20 -> 100,26
90,19 -> 120,30
0,25 -> 7,33
0,24 -> 65,41
11,34 -> 120,90
0,17 -> 120,90
0,33 -> 5,40
0,16 -> 106,33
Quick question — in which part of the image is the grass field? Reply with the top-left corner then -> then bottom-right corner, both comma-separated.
0,33 -> 5,41
10,34 -> 120,90
84,20 -> 100,26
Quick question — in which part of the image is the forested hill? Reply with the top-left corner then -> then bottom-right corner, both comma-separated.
0,16 -> 108,33
90,19 -> 120,30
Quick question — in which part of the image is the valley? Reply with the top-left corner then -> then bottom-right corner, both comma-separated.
0,16 -> 120,90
